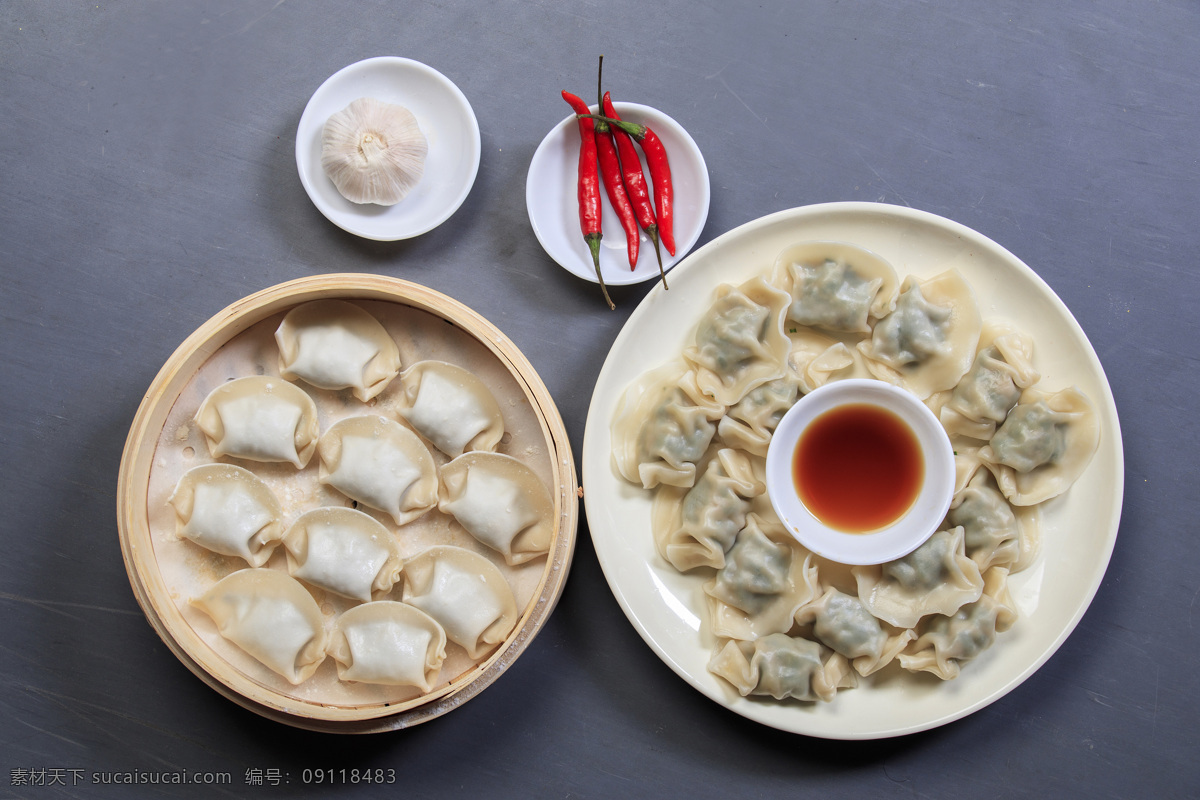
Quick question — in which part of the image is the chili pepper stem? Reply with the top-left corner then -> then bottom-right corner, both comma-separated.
587,233 -> 615,309
648,227 -> 668,290
576,113 -> 646,139
597,54 -> 605,116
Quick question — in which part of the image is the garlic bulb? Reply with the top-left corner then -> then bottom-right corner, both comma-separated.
321,97 -> 428,206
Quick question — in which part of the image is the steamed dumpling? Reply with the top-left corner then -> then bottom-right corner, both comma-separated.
898,567 -> 1018,680
168,463 -> 284,567
794,587 -> 914,677
194,376 -> 320,468
327,601 -> 447,690
715,376 -> 799,458
282,507 -> 403,602
275,300 -> 401,402
703,513 -> 820,640
939,323 -> 1040,440
401,546 -> 518,659
946,468 -> 1042,573
652,448 -> 765,572
192,568 -> 328,685
318,415 -> 438,525
393,360 -> 505,457
438,452 -> 554,566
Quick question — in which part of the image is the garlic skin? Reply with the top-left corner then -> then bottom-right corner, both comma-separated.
321,97 -> 428,206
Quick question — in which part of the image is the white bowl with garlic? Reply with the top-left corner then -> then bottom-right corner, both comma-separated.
296,57 -> 481,241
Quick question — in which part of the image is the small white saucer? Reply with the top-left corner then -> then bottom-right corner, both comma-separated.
296,57 -> 481,241
765,379 -> 956,565
526,102 -> 709,286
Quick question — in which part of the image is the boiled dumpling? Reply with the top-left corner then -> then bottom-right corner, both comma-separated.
651,448 -> 765,572
327,601 -> 447,691
946,468 -> 1042,573
852,526 -> 984,629
318,415 -> 438,525
708,633 -> 857,702
794,587 -> 914,677
611,362 -> 725,489
167,464 -> 284,567
401,546 -> 518,659
192,568 -> 328,684
282,507 -> 403,602
716,376 -> 800,458
898,567 -> 1017,680
275,300 -> 401,402
786,328 -> 870,394
438,452 -> 554,566
978,385 -> 1100,506
392,360 -> 505,457
857,269 -> 982,399
703,513 -> 820,640
194,376 -> 320,468
939,323 -> 1040,440
769,241 -> 899,333
682,277 -> 791,406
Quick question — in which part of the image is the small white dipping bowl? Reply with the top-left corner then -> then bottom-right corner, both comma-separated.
765,379 -> 955,565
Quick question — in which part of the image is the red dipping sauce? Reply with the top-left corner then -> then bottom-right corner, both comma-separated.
792,403 -> 924,533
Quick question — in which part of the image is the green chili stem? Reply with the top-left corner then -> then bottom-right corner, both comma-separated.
587,233 -> 615,310
576,113 -> 646,139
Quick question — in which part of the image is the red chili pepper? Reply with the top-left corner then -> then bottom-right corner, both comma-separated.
596,134 -> 638,269
565,92 -> 638,270
602,92 -> 666,287
561,90 -> 614,310
583,109 -> 676,258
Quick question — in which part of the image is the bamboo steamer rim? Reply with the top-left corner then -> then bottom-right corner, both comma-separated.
116,274 -> 578,730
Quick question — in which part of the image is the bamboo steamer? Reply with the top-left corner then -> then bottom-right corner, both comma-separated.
117,274 -> 578,732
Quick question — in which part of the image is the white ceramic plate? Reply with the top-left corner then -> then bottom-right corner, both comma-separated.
581,202 -> 1124,739
526,102 -> 710,286
296,57 -> 481,241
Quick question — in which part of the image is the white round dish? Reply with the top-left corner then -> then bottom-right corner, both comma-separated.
526,102 -> 710,286
295,57 -> 481,241
581,202 -> 1124,739
766,378 -> 955,565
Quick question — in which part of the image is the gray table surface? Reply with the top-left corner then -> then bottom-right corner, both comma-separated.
3,1 -> 1197,797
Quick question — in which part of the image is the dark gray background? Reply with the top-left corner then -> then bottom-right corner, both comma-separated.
3,1 -> 1196,797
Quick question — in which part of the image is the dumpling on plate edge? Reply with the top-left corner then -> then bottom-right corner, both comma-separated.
708,633 -> 857,703
978,385 -> 1100,506
610,361 -> 725,490
768,240 -> 900,334
682,276 -> 791,407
